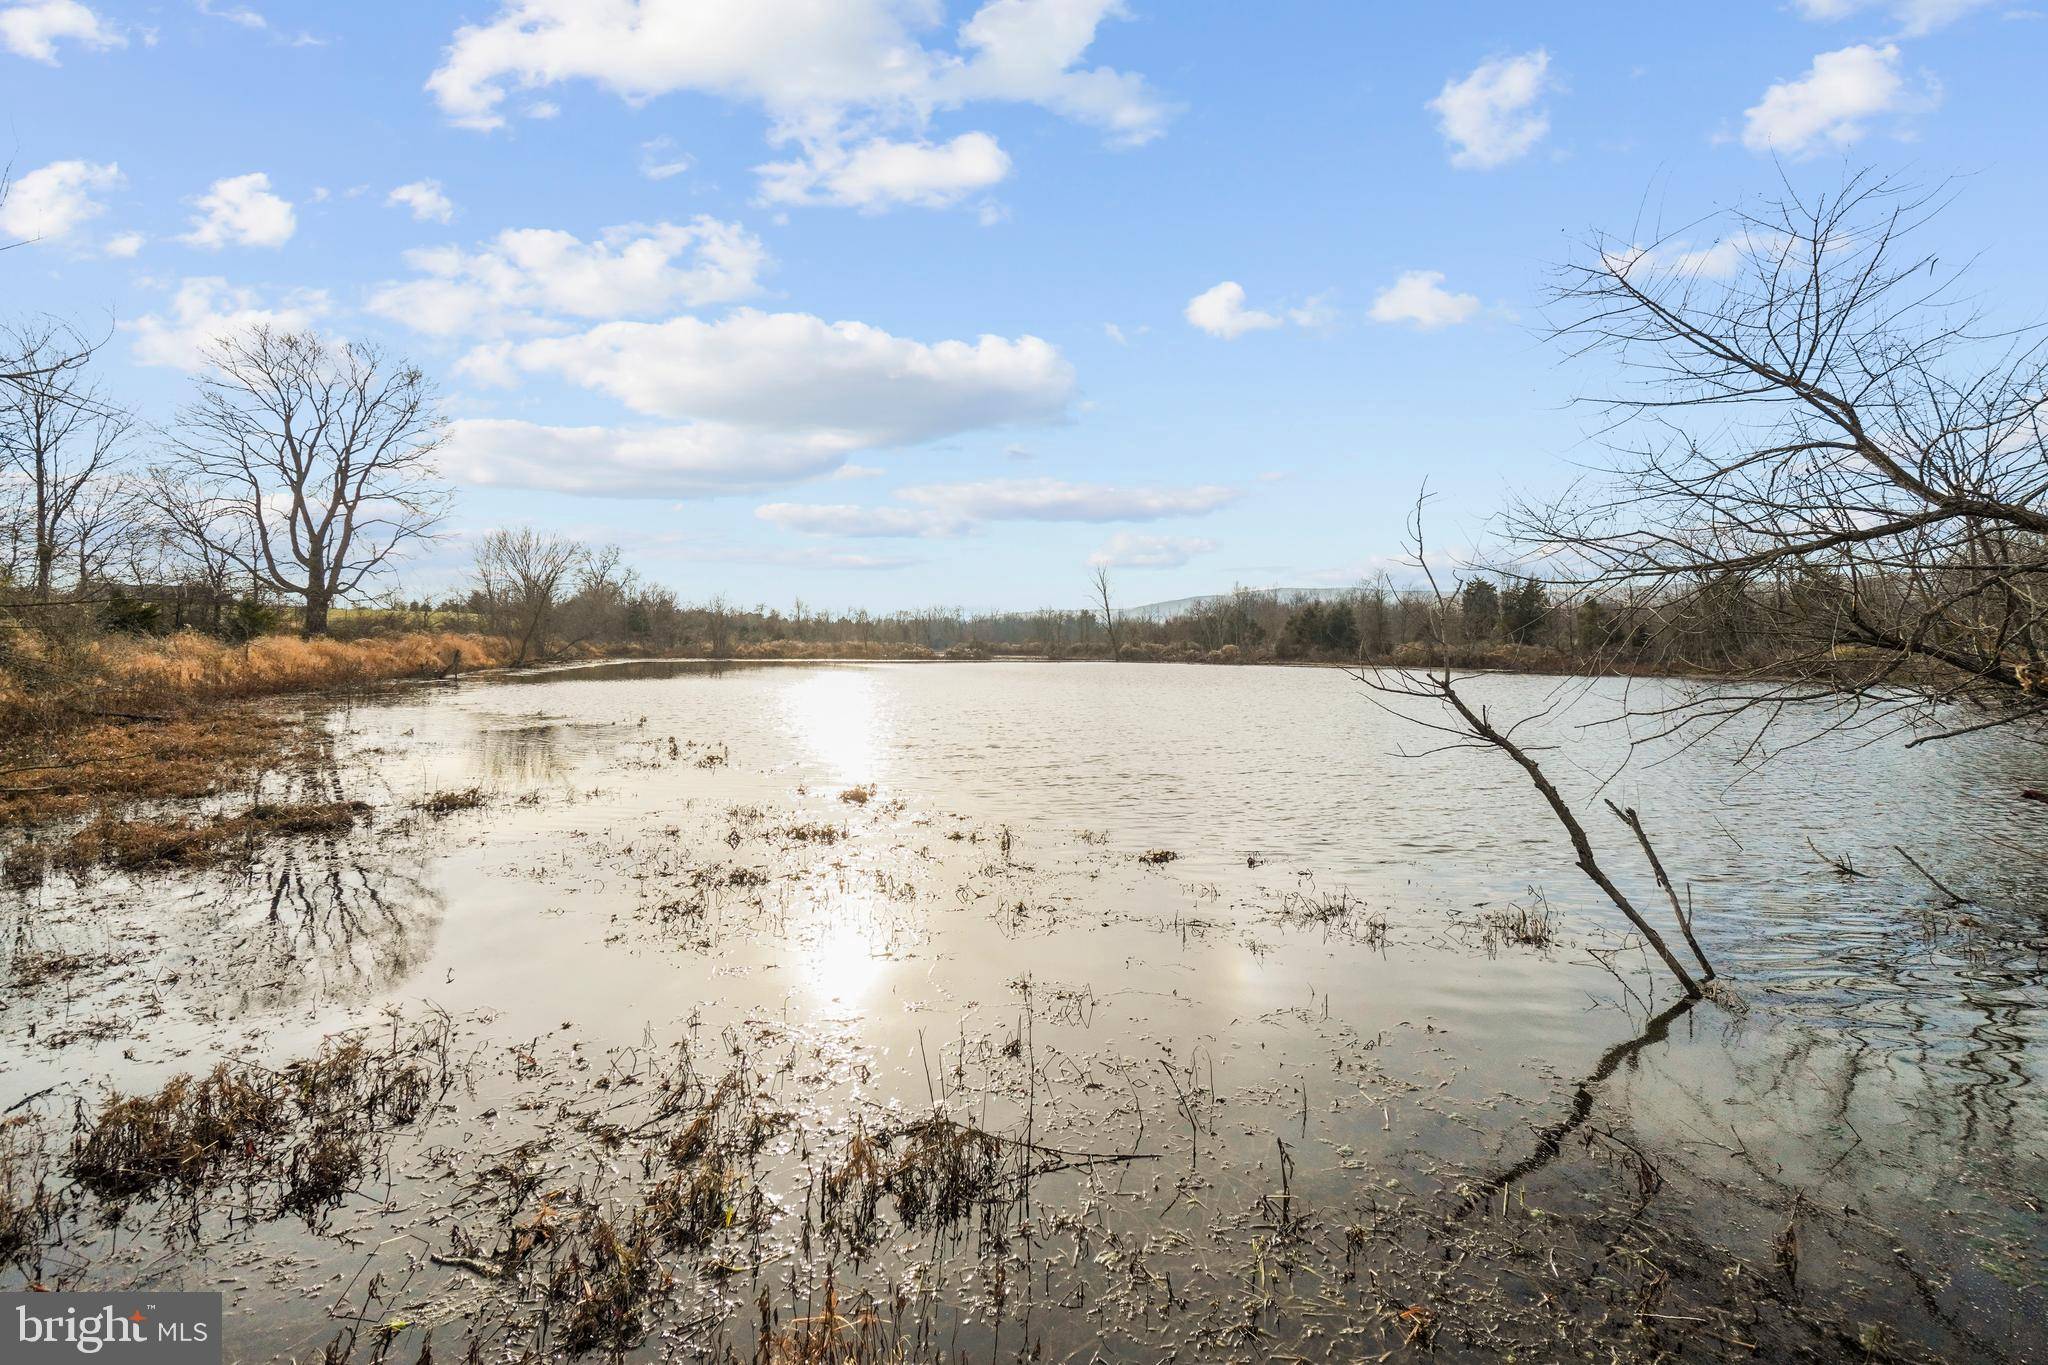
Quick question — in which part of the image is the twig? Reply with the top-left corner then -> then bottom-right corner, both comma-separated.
1892,846 -> 1970,906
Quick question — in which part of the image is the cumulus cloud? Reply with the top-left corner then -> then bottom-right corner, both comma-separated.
757,132 -> 1010,211
0,0 -> 122,63
366,218 -> 769,338
1792,0 -> 1992,35
125,277 -> 331,369
1429,49 -> 1553,169
180,172 -> 296,248
1741,44 -> 1933,156
474,309 -> 1074,437
1184,281 -> 1281,339
444,312 -> 1074,498
761,478 -> 1238,539
386,179 -> 455,223
103,230 -> 145,258
1088,532 -> 1217,568
424,0 -> 1169,206
0,159 -> 122,241
438,419 -> 860,498
1368,270 -> 1480,329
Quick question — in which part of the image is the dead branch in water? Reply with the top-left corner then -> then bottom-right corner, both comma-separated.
1608,801 -> 1715,983
1358,492 -> 1712,999
1893,845 -> 1972,907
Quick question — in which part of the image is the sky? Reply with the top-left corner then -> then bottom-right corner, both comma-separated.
3,0 -> 2045,611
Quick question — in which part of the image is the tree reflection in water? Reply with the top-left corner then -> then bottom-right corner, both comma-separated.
185,839 -> 444,1014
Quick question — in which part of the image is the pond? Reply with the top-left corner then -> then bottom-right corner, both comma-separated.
4,661 -> 2043,1362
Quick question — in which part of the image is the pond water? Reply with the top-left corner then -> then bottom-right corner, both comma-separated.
4,661 -> 2043,1362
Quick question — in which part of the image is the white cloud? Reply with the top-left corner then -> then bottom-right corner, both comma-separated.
1184,281 -> 1282,339
1792,0 -> 1992,35
0,159 -> 122,241
192,0 -> 323,46
180,172 -> 296,248
446,312 -> 1074,498
1368,270 -> 1479,330
900,477 -> 1239,522
367,218 -> 769,338
125,277 -> 331,370
439,418 -> 860,498
638,136 -> 692,180
761,477 -> 1239,538
1741,44 -> 1929,155
944,0 -> 1171,148
478,309 -> 1075,439
103,229 -> 145,258
425,0 -> 1169,205
757,132 -> 1011,211
1608,229 -> 1790,282
1429,49 -> 1553,169
195,0 -> 265,29
386,179 -> 455,223
1088,532 -> 1217,568
0,0 -> 122,63
755,502 -> 951,537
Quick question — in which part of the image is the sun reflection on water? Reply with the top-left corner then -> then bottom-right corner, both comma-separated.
798,909 -> 890,1013
783,670 -> 885,786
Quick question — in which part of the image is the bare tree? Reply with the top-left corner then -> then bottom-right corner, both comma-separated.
163,327 -> 449,634
472,527 -> 586,663
1089,564 -> 1122,662
1518,171 -> 2048,749
0,321 -> 133,596
142,463 -> 249,630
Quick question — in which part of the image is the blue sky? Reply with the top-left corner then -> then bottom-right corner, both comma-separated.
4,0 -> 2045,609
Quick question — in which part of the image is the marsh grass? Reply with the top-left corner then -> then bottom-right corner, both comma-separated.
69,1023 -> 448,1226
0,1118 -> 62,1275
54,800 -> 369,873
412,787 -> 487,814
1275,888 -> 1389,946
0,630 -> 514,829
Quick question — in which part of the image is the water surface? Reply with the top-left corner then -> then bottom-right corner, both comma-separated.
5,662 -> 2042,1362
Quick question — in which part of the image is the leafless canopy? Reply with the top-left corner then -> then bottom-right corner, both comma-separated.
0,320 -> 134,596
1516,171 -> 2048,749
163,327 -> 450,634
472,527 -> 587,663
1089,565 -> 1121,662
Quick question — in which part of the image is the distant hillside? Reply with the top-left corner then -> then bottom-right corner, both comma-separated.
1119,587 -> 1356,623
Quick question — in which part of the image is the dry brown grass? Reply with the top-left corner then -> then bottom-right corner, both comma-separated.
0,710 -> 308,827
70,1028 -> 442,1220
0,629 -> 514,830
0,629 -> 513,738
54,801 -> 369,873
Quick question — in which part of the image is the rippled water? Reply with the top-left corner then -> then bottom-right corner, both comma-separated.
5,661 -> 2043,1362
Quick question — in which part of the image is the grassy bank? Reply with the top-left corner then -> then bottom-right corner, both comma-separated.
0,630 -> 516,829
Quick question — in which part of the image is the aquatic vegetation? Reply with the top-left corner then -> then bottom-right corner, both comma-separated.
412,786 -> 486,814
55,800 -> 369,872
69,1022 -> 448,1225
